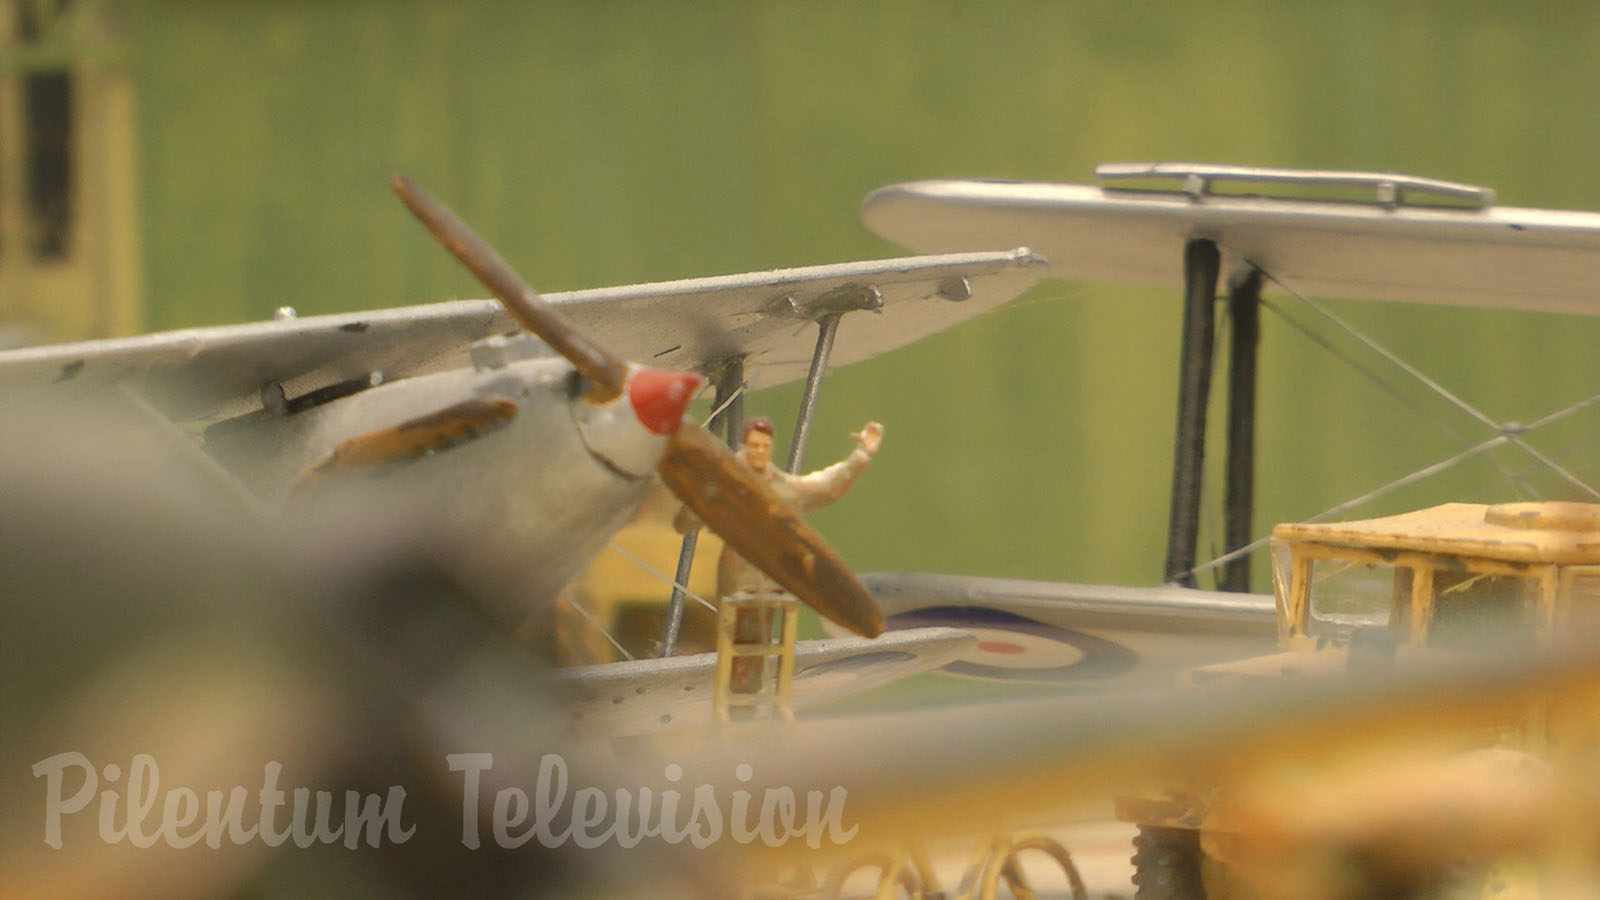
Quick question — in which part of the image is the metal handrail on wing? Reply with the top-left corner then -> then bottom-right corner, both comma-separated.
1095,161 -> 1496,208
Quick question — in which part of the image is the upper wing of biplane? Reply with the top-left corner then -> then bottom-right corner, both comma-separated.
0,249 -> 1044,422
862,162 -> 1600,315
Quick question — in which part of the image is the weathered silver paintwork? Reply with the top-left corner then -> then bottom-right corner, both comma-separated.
556,626 -> 976,737
0,249 -> 1046,649
0,249 -> 1044,422
203,356 -> 653,626
863,169 -> 1600,314
823,572 -> 1279,691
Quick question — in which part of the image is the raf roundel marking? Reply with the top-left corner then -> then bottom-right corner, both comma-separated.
886,606 -> 1138,683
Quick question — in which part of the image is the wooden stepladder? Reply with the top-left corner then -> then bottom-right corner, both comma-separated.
713,589 -> 798,724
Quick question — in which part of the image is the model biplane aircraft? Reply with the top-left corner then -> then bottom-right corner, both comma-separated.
828,162 -> 1600,687
7,162 -> 1600,900
0,174 -> 1044,720
7,162 -> 1598,708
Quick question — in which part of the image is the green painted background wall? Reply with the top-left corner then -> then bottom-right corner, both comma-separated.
122,0 -> 1600,590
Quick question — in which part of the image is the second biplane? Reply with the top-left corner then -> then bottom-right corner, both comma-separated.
823,162 -> 1600,691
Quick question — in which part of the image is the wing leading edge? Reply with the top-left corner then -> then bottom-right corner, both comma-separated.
862,172 -> 1600,315
0,249 -> 1044,422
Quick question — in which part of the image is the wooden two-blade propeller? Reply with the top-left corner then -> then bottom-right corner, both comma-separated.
391,175 -> 883,639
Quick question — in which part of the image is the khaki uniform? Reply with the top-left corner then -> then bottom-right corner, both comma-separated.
673,445 -> 874,600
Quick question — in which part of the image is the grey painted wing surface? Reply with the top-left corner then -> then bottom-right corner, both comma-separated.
830,572 -> 1279,691
554,627 -> 976,737
862,572 -> 1278,634
556,248 -> 1043,390
0,301 -> 510,422
862,179 -> 1600,315
0,250 -> 1043,422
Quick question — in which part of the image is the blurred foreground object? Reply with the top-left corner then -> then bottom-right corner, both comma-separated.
0,392 -> 732,899
1117,500 -> 1600,899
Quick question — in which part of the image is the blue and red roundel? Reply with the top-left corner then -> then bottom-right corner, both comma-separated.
887,606 -> 1137,683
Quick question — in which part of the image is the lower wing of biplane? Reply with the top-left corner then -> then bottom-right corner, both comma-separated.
834,572 -> 1277,691
556,626 -> 976,737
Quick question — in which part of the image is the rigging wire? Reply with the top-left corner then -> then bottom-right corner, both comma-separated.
1192,384 -> 1600,582
606,541 -> 718,613
564,370 -> 747,659
1529,389 -> 1600,431
1185,258 -> 1600,585
1188,432 -> 1516,581
702,379 -> 746,430
1258,267 -> 1597,499
1258,268 -> 1502,430
1256,296 -> 1478,449
1256,293 -> 1538,498
561,541 -> 726,663
562,592 -> 636,661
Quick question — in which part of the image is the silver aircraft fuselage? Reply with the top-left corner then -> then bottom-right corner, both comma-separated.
205,354 -> 664,626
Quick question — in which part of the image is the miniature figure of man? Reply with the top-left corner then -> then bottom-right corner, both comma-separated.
674,417 -> 881,698
673,416 -> 884,600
